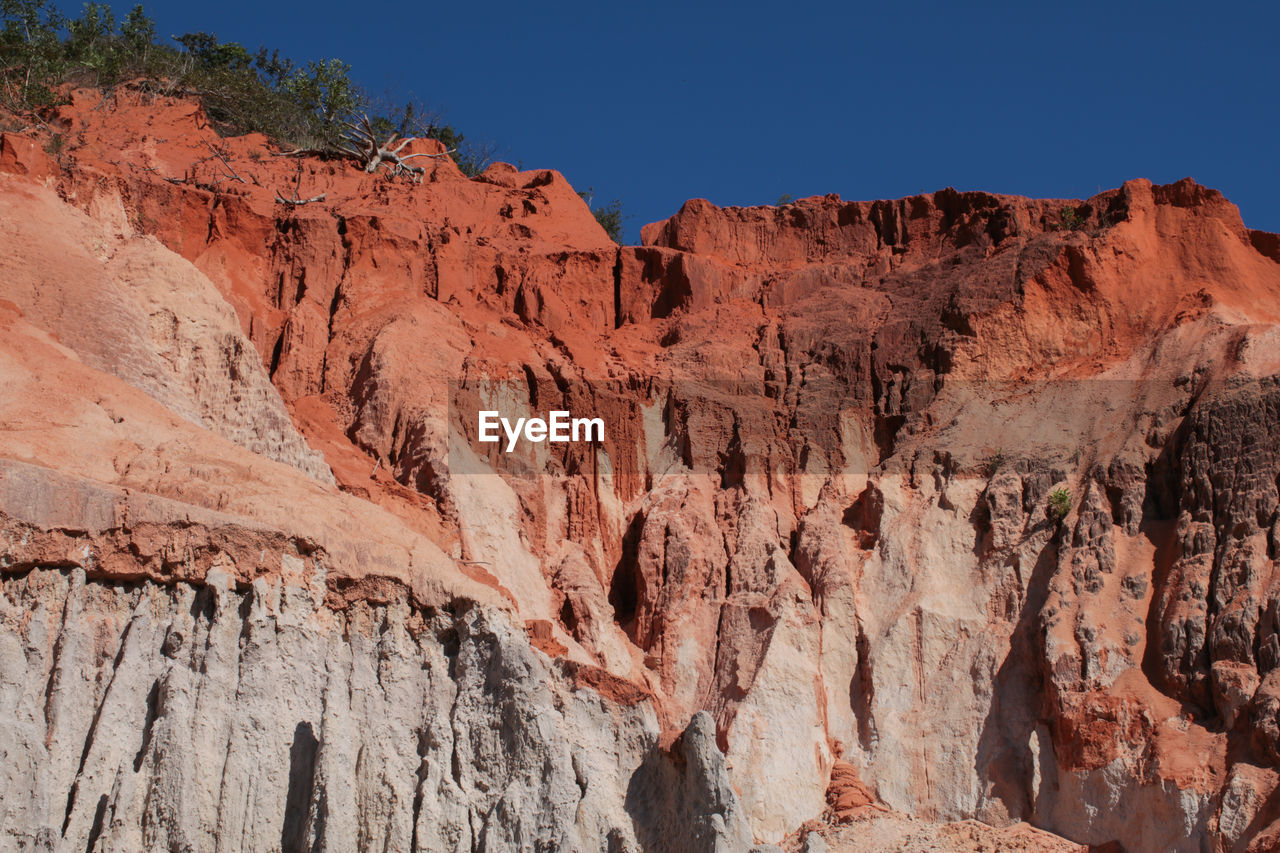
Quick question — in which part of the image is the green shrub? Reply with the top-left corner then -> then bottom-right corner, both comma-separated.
423,123 -> 489,177
0,1 -> 498,170
1047,487 -> 1072,521
1,0 -> 68,107
281,59 -> 356,147
119,4 -> 153,53
592,198 -> 626,242
576,187 -> 628,243
1058,205 -> 1087,231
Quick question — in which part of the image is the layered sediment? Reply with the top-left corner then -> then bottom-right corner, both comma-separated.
2,87 -> 1280,851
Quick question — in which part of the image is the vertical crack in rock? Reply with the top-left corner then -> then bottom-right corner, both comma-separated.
132,679 -> 160,773
0,569 -> 683,850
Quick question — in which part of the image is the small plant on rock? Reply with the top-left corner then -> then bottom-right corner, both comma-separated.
1058,205 -> 1087,231
985,448 -> 1005,477
1047,487 -> 1072,521
0,2 -> 501,173
577,187 -> 627,242
592,198 -> 626,242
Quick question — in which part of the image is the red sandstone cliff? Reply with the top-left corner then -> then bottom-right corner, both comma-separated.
2,87 -> 1280,852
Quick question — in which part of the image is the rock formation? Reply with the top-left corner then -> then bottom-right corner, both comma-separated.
2,86 -> 1280,851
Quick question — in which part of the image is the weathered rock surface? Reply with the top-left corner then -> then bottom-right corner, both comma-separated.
0,175 -> 332,484
791,811 -> 1086,853
2,87 -> 1280,851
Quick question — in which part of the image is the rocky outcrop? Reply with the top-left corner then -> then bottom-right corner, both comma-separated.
0,567 -> 653,852
0,177 -> 332,483
3,87 -> 1280,851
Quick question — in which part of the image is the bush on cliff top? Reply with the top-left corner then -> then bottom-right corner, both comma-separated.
0,0 -> 492,174
577,187 -> 628,242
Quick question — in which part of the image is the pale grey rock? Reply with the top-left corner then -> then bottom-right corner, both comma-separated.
0,567 -> 747,853
800,834 -> 827,853
625,711 -> 755,853
1035,756 -> 1214,853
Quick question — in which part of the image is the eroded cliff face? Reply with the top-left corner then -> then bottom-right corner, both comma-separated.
1,567 -> 654,851
1,87 -> 1280,852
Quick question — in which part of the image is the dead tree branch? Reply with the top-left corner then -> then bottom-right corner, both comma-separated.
272,147 -> 327,158
274,160 -> 326,206
265,114 -> 454,183
338,113 -> 453,182
275,192 -> 327,206
141,165 -> 185,185
204,141 -> 246,184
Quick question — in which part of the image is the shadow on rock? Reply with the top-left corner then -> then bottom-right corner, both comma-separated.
625,711 -> 780,853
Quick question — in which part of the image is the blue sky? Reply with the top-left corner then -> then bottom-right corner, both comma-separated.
101,1 -> 1277,242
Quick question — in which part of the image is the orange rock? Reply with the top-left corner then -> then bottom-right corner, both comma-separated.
0,132 -> 57,180
5,86 -> 1280,850
825,760 -> 877,822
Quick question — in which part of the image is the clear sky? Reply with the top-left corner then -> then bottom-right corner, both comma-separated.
101,0 -> 1277,242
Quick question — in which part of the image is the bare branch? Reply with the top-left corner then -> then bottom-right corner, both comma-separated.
399,150 -> 454,163
141,165 -> 186,185
204,141 -> 246,184
272,147 -> 327,158
331,111 -> 453,182
274,160 -> 326,205
274,192 -> 327,206
266,113 -> 454,184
